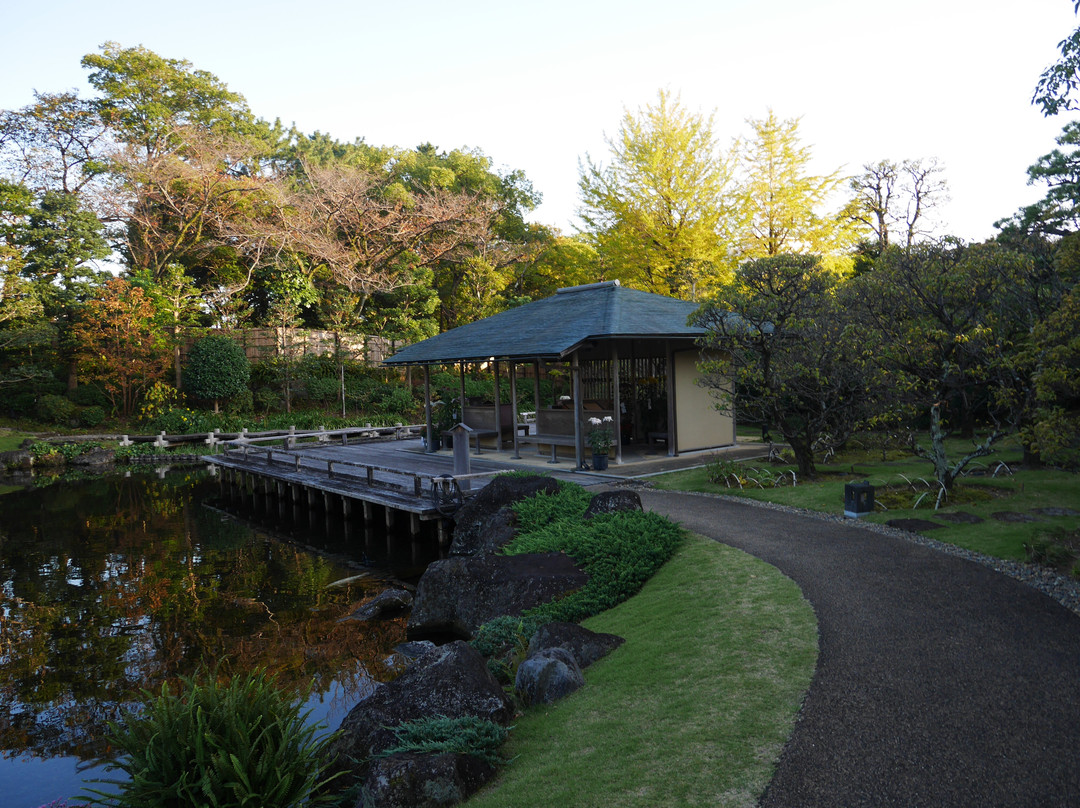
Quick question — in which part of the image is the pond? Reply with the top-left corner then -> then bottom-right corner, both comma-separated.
0,466 -> 442,808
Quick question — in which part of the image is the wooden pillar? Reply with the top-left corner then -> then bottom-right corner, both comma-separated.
363,500 -> 373,523
533,359 -> 543,455
410,512 -> 421,537
571,351 -> 583,469
423,365 -> 434,452
612,343 -> 623,465
492,359 -> 502,448
459,362 -> 467,422
509,361 -> 521,459
665,340 -> 678,457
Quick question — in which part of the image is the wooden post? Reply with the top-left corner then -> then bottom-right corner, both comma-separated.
423,365 -> 434,452
612,342 -> 623,465
509,361 -> 521,459
492,359 -> 502,449
572,351 -> 583,469
459,362 -> 467,420
666,341 -> 677,457
533,359 -> 543,456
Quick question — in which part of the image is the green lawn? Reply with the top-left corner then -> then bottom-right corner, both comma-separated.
0,430 -> 32,452
465,534 -> 817,808
652,440 -> 1080,563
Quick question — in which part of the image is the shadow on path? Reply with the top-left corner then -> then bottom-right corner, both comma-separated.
638,489 -> 1080,808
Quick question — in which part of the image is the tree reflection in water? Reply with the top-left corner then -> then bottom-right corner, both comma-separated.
0,469 -> 423,773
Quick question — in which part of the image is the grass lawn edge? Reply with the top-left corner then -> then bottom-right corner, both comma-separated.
464,532 -> 818,808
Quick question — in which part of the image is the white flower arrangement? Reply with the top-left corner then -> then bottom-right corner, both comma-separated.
586,415 -> 614,453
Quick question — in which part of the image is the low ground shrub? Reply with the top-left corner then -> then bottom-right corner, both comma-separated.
379,715 -> 510,766
504,510 -> 684,624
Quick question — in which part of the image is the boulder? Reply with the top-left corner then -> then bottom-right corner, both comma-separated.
328,641 -> 513,784
526,621 -> 625,669
408,553 -> 588,639
339,588 -> 413,622
583,490 -> 642,519
514,647 -> 584,705
70,447 -> 116,466
0,449 -> 32,472
449,506 -> 516,557
364,752 -> 496,808
450,474 -> 559,556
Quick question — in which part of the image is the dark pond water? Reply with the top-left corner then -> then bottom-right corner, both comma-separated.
0,466 -> 442,808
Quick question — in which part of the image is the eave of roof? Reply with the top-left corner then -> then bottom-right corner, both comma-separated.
384,281 -> 707,365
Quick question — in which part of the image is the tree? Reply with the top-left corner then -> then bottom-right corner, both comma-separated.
1033,1 -> 1080,115
850,158 -> 949,253
577,89 -> 733,299
852,240 -> 1034,493
731,111 -> 858,272
81,42 -> 254,160
278,160 -> 494,315
0,90 -> 112,209
693,254 -> 879,477
183,335 -> 250,412
998,121 -> 1080,238
72,277 -> 170,418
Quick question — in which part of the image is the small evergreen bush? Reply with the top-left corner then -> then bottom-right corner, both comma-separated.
39,393 -> 76,425
379,715 -> 510,766
78,405 -> 106,428
83,669 -> 340,808
184,336 -> 250,411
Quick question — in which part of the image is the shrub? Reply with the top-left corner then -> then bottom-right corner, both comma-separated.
71,383 -> 110,408
379,715 -> 510,766
82,669 -> 340,808
184,335 -> 250,410
38,394 -> 76,425
504,510 -> 684,624
78,405 -> 106,428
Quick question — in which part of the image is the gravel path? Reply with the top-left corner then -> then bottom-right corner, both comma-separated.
636,489 -> 1080,807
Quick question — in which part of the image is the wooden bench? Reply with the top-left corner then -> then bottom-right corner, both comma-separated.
518,432 -> 577,463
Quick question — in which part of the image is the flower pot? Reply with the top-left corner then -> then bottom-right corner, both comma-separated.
591,453 -> 608,471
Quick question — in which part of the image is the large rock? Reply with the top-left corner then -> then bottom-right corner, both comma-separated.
408,553 -> 588,639
338,588 -> 413,622
450,475 -> 559,556
0,449 -> 32,472
364,752 -> 496,808
514,647 -> 584,705
526,621 -> 625,669
328,641 -> 513,784
70,447 -> 116,466
583,490 -> 642,519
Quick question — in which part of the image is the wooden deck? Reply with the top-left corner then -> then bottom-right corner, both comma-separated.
206,437 -> 594,526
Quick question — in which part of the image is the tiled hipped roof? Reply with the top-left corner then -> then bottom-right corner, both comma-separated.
384,281 -> 705,365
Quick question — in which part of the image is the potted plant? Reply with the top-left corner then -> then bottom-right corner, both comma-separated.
587,416 -> 614,470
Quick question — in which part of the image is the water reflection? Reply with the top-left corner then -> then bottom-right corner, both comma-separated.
0,467 -> 440,807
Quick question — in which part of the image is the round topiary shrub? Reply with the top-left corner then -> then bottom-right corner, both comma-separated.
184,335 -> 250,412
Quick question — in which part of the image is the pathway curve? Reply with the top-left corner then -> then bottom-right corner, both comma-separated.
636,489 -> 1080,807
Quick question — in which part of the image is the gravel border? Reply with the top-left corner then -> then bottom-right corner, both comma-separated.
667,487 -> 1080,619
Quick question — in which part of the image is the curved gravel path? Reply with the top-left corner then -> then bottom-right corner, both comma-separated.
637,489 -> 1080,807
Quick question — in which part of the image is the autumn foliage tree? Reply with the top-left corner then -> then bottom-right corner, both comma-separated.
73,277 -> 170,417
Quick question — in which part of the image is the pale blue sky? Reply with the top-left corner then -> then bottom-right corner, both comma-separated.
1,0 -> 1075,241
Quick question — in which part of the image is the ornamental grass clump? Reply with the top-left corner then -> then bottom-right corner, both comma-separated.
82,669 -> 341,808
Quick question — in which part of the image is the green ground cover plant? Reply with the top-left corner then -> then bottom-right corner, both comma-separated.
653,437 -> 1080,564
465,534 -> 817,808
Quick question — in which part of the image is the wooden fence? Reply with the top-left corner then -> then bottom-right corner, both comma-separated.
179,329 -> 402,366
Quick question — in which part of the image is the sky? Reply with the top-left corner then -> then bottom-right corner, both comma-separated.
1,0 -> 1076,243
